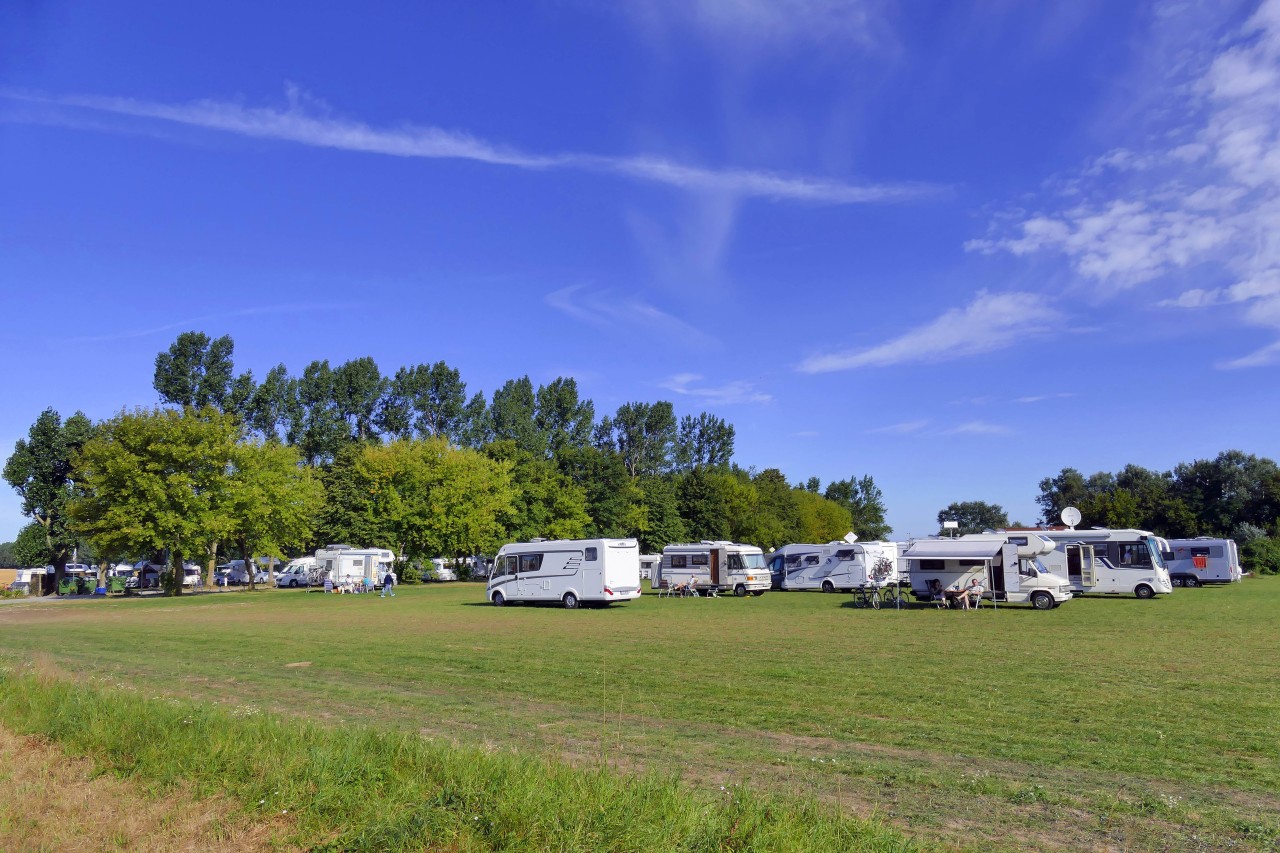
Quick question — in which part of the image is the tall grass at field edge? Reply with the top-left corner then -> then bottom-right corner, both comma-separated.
0,670 -> 914,852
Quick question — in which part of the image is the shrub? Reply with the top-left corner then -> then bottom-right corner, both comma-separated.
1240,536 -> 1280,575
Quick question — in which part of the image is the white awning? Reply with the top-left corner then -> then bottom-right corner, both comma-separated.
902,539 -> 1003,560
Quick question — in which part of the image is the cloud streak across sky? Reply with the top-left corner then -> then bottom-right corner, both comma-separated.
2,88 -> 936,205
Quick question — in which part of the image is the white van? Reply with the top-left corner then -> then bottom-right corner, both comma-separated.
765,544 -> 835,590
905,534 -> 1074,609
782,541 -> 902,592
655,541 -> 769,597
486,538 -> 642,609
276,557 -> 318,588
315,545 -> 396,587
1164,538 -> 1241,586
1003,528 -> 1174,599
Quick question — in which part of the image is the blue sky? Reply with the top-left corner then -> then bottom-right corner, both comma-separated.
3,0 -> 1279,542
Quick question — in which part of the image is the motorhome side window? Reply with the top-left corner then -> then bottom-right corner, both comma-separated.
670,555 -> 687,568
919,559 -> 945,571
584,547 -> 597,561
728,554 -> 745,571
785,555 -> 802,567
1117,544 -> 1150,567
959,559 -> 985,567
836,549 -> 855,560
692,553 -> 709,566
803,554 -> 820,566
519,554 -> 543,573
1191,546 -> 1222,558
494,556 -> 517,577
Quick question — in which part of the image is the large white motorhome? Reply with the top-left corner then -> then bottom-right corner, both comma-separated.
1002,527 -> 1173,599
1164,538 -> 1242,586
765,544 -> 835,590
486,538 -> 642,608
655,541 -> 770,597
275,556 -> 319,588
315,545 -> 396,586
780,541 -> 902,592
905,534 -> 1074,609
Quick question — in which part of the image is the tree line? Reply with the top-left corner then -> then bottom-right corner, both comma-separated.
2,332 -> 889,592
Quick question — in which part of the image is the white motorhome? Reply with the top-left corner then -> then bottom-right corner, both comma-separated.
1002,528 -> 1174,599
315,545 -> 396,586
655,541 -> 769,597
765,544 -> 835,590
486,538 -> 642,609
1164,538 -> 1241,586
275,557 -> 318,588
905,534 -> 1074,610
638,554 -> 661,581
780,541 -> 902,592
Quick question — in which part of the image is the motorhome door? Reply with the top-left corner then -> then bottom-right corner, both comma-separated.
1066,544 -> 1094,586
709,549 -> 721,585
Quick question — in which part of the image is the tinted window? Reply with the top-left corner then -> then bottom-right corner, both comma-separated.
1117,544 -> 1151,567
692,553 -> 709,566
671,555 -> 687,568
803,554 -> 820,566
519,554 -> 543,573
584,547 -> 598,561
919,559 -> 945,571
959,559 -> 986,567
836,549 -> 855,560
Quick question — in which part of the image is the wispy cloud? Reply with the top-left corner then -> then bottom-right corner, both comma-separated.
659,372 -> 772,404
946,420 -> 1012,436
67,302 -> 356,343
545,284 -> 715,345
867,419 -> 929,435
1014,392 -> 1077,404
617,0 -> 890,50
966,0 -> 1280,367
798,291 -> 1061,373
2,87 -> 936,206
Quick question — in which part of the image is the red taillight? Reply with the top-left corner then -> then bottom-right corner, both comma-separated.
604,586 -> 614,595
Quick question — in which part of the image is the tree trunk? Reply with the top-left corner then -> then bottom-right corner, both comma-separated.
241,539 -> 254,591
97,561 -> 109,590
170,549 -> 184,597
206,542 -> 219,589
50,555 -> 68,597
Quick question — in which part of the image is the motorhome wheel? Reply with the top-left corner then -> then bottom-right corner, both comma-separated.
1171,577 -> 1184,587
821,581 -> 835,593
563,591 -> 579,609
289,579 -> 299,588
492,591 -> 506,607
1134,584 -> 1155,600
1030,591 -> 1053,610
1184,576 -> 1198,588
751,590 -> 764,596
734,584 -> 747,597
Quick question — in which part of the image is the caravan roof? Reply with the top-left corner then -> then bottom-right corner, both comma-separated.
903,539 -> 1004,560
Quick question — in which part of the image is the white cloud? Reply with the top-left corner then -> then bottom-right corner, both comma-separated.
659,372 -> 772,404
867,420 -> 928,434
1218,339 -> 1280,368
3,87 -> 934,206
946,421 -> 1012,436
798,290 -> 1061,373
545,284 -> 715,344
619,0 -> 887,49
968,0 -> 1280,365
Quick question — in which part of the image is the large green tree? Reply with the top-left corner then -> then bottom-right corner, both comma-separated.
602,401 -> 678,477
3,408 -> 94,594
674,413 -> 735,471
937,500 -> 1009,535
490,377 -> 544,456
225,441 -> 325,589
535,377 -> 594,459
70,407 -> 240,595
824,474 -> 892,540
154,331 -> 254,416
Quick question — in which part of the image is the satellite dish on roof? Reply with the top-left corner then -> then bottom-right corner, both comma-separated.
843,532 -> 858,543
1061,506 -> 1082,529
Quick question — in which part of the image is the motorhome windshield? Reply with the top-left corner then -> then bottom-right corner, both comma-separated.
1145,537 -> 1167,569
736,553 -> 765,570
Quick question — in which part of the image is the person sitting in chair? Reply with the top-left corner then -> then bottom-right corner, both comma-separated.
960,577 -> 984,610
926,578 -> 944,602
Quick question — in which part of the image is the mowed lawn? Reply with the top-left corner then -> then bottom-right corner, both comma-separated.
1,579 -> 1277,851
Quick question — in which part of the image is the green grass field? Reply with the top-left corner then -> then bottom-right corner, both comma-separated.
1,579 -> 1277,851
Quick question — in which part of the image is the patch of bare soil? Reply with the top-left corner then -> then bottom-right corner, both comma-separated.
0,726 -> 295,852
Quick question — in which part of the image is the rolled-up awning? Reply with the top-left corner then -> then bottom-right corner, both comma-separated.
902,539 -> 1003,560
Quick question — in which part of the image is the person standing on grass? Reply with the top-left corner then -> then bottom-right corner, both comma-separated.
381,568 -> 396,598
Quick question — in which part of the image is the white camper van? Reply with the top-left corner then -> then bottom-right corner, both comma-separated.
781,542 -> 902,592
1003,528 -> 1173,599
315,545 -> 396,587
905,534 -> 1074,609
486,538 -> 642,608
638,554 -> 661,582
1164,538 -> 1241,586
656,541 -> 769,597
765,544 -> 835,590
276,557 -> 319,588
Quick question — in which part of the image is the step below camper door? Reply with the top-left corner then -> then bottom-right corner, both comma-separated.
1066,544 -> 1094,587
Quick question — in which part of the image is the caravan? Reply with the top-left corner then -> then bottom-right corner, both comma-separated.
315,545 -> 396,587
656,541 -> 769,597
486,538 -> 642,608
780,541 -> 902,592
1003,528 -> 1173,599
1164,538 -> 1242,586
905,534 -> 1074,609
